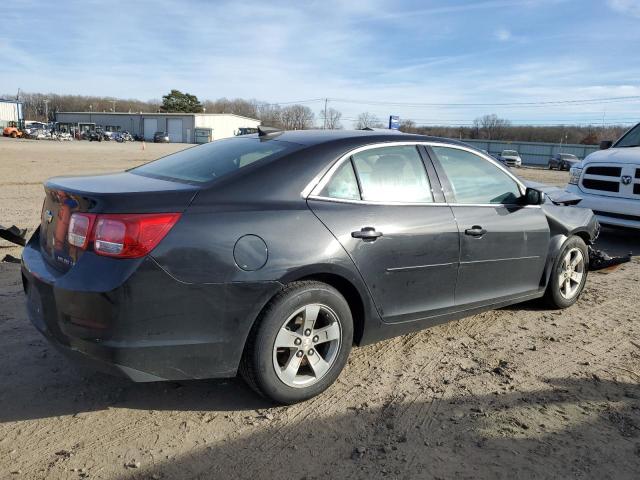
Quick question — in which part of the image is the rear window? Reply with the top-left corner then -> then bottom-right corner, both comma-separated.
132,137 -> 300,184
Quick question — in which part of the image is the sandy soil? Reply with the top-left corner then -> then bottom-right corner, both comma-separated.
1,136 -> 639,479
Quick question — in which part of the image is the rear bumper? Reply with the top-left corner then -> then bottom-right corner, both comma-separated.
21,230 -> 282,381
565,185 -> 640,229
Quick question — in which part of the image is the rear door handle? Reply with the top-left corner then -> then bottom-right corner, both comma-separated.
464,225 -> 487,237
351,227 -> 383,241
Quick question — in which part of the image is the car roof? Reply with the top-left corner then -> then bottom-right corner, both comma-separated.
243,129 -> 470,148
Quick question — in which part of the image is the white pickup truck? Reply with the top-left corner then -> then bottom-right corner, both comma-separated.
566,123 -> 640,229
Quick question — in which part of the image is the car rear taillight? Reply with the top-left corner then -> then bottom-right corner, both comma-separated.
94,213 -> 181,258
67,212 -> 181,258
68,213 -> 96,248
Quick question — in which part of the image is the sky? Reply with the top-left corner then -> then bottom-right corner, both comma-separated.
2,0 -> 640,128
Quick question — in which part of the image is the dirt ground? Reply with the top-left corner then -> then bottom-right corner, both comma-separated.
1,136 -> 639,479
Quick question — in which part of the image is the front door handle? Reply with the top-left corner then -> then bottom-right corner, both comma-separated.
351,227 -> 383,241
465,225 -> 487,237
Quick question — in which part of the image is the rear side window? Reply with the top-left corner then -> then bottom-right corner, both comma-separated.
432,146 -> 521,204
351,145 -> 433,203
132,138 -> 300,184
319,161 -> 360,200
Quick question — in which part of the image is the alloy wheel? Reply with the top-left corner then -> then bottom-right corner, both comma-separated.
272,304 -> 342,388
558,247 -> 585,299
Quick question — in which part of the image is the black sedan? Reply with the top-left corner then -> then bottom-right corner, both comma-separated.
22,129 -> 598,404
548,153 -> 580,171
153,131 -> 170,143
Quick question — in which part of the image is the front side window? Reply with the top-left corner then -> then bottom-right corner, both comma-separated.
432,146 -> 522,204
351,145 -> 433,203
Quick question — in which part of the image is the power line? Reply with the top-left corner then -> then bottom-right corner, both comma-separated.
326,95 -> 640,108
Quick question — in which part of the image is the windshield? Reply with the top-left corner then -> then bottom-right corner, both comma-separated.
502,150 -> 518,156
614,123 -> 640,148
132,137 -> 301,184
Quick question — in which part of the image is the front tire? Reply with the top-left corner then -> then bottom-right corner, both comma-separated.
240,281 -> 353,404
543,236 -> 588,309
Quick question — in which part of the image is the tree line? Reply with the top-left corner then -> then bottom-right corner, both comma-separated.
4,91 -> 631,145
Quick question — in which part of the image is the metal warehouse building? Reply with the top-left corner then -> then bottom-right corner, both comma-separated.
54,112 -> 260,143
0,99 -> 24,129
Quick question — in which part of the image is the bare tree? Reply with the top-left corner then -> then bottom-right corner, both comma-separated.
319,107 -> 342,129
354,112 -> 383,129
280,104 -> 315,130
475,114 -> 511,140
399,119 -> 417,133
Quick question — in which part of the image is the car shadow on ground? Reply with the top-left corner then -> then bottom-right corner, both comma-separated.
595,225 -> 639,257
108,377 -> 640,480
0,349 -> 273,423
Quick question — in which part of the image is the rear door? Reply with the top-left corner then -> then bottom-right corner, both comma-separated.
428,145 -> 549,306
308,143 -> 460,324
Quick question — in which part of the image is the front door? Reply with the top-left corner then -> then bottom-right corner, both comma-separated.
308,144 -> 460,323
428,145 -> 550,306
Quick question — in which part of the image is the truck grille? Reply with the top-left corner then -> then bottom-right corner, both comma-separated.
580,163 -> 640,198
582,179 -> 619,192
585,166 -> 621,176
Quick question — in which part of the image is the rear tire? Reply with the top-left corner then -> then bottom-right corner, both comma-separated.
240,281 -> 353,404
543,236 -> 588,309
10,131 -> 17,138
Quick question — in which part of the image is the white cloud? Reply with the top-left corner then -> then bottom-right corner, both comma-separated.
495,28 -> 512,41
608,0 -> 640,18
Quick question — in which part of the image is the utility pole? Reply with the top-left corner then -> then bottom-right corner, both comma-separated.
323,98 -> 328,129
110,100 -> 117,112
43,99 -> 49,121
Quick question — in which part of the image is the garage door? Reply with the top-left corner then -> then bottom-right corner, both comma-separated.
143,118 -> 158,140
167,118 -> 183,143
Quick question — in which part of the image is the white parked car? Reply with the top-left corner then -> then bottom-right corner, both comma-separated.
499,149 -> 522,167
565,122 -> 640,229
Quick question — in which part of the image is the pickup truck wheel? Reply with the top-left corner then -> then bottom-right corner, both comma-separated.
10,131 -> 17,138
240,281 -> 353,405
544,236 -> 588,309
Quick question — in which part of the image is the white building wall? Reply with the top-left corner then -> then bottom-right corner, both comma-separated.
54,113 -> 258,143
0,101 -> 19,127
194,114 -> 260,140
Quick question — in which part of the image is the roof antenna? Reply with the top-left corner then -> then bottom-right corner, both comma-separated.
258,126 -> 282,137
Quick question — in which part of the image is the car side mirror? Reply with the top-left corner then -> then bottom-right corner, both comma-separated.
524,187 -> 544,205
599,140 -> 613,150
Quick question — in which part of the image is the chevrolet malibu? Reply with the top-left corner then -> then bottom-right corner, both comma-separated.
22,129 -> 598,404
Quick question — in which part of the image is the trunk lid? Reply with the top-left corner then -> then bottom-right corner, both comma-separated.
39,172 -> 199,271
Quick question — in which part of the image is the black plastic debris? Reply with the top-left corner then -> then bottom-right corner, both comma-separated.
0,224 -> 27,246
2,254 -> 21,264
589,246 -> 632,272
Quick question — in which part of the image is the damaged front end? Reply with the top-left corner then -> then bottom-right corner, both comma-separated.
526,181 -> 633,273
